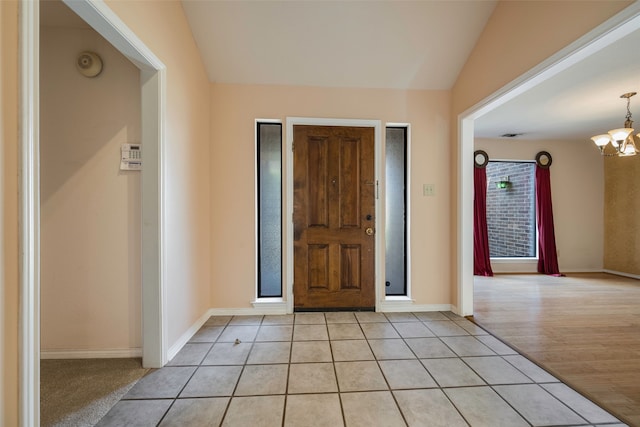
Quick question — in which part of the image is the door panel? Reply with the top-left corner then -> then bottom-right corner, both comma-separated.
307,136 -> 329,227
293,125 -> 375,310
340,244 -> 361,289
339,137 -> 360,228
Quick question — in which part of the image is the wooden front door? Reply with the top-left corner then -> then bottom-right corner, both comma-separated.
293,125 -> 375,310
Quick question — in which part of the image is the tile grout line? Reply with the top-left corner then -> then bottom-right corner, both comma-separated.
379,313 -> 416,426
324,312 -> 349,427
219,315 -> 260,426
395,314 -> 474,427
97,312 -> 626,427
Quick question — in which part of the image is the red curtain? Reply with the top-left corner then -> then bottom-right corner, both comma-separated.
474,167 -> 493,276
535,165 -> 562,276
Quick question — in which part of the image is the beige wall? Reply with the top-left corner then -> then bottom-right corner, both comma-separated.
40,25 -> 142,352
604,155 -> 640,275
210,83 -> 452,308
476,138 -> 604,273
3,0 -> 212,420
105,0 -> 211,346
453,1 -> 632,115
1,0 -> 635,423
1,0 -> 19,424
451,0 -> 631,303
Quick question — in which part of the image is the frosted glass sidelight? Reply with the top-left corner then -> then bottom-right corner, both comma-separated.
385,127 -> 407,296
258,123 -> 282,297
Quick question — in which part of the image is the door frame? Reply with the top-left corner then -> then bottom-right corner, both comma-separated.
285,118 -> 382,313
20,1 -> 167,424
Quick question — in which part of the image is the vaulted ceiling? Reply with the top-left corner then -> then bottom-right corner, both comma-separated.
181,0 -> 497,90
181,0 -> 640,143
42,0 -> 640,143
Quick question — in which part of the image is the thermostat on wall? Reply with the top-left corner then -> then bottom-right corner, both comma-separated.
121,143 -> 142,171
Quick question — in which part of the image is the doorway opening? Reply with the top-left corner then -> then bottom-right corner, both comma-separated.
20,0 -> 166,422
457,4 -> 640,316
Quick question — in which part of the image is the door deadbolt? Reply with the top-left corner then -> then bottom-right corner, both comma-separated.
365,227 -> 374,236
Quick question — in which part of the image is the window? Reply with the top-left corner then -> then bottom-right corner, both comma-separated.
257,122 -> 282,297
385,127 -> 408,295
486,161 -> 536,258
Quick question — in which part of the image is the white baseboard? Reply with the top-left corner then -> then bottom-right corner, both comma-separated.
210,305 -> 287,316
210,303 -> 454,315
41,348 -> 142,359
251,299 -> 288,314
562,269 -> 605,273
492,268 -> 606,274
378,301 -> 452,313
167,309 -> 216,361
449,305 -> 460,316
603,269 -> 640,280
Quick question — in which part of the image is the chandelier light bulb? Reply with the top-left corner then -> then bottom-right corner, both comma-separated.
608,128 -> 633,142
591,92 -> 638,157
590,134 -> 611,147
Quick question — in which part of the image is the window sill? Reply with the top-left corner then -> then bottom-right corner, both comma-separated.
251,298 -> 287,314
384,296 -> 413,302
252,297 -> 284,305
490,258 -> 539,274
490,257 -> 538,263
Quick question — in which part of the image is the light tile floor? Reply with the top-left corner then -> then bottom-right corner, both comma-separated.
96,312 -> 627,427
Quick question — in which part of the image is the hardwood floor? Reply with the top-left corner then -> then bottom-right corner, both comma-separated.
473,272 -> 640,427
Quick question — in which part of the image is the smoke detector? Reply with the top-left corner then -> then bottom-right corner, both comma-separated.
76,51 -> 103,78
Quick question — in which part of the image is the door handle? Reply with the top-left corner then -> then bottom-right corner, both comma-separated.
365,227 -> 374,236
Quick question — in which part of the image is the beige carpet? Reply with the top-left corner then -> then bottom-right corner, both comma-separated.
41,358 -> 148,427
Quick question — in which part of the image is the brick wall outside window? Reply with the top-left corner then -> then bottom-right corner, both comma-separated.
486,161 -> 536,257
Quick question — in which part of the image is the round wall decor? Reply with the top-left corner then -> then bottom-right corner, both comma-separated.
474,150 -> 489,168
535,151 -> 553,168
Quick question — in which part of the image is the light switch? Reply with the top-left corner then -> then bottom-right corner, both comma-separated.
423,184 -> 435,196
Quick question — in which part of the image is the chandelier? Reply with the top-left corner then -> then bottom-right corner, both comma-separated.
591,92 -> 639,157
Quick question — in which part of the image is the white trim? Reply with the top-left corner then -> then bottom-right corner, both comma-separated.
379,302 -> 452,313
285,118 -> 383,313
18,2 -> 168,422
385,296 -> 413,301
140,68 -> 167,368
62,0 -> 164,70
457,3 -> 640,318
251,299 -> 288,314
209,307 -> 289,316
603,269 -> 640,280
458,116 -> 475,316
19,1 -> 40,425
561,269 -> 605,274
166,309 -> 213,361
62,0 -> 168,369
488,158 -> 537,164
384,123 -> 412,299
487,269 -> 605,275
254,119 -> 284,302
490,259 -> 538,274
41,349 -> 143,360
